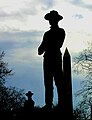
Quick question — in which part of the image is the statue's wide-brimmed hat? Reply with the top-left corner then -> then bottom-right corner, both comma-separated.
26,91 -> 33,96
44,10 -> 63,21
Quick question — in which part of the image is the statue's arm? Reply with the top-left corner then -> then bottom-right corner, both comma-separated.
38,33 -> 46,55
59,29 -> 66,48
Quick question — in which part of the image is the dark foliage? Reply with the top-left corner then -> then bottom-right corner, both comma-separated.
73,42 -> 92,120
0,51 -> 26,119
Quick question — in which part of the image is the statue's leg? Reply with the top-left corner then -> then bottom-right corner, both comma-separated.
43,58 -> 53,108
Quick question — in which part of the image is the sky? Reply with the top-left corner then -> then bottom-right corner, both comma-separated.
0,0 -> 92,107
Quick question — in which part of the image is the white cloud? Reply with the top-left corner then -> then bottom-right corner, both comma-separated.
8,47 -> 38,64
66,0 -> 92,10
82,0 -> 92,5
0,30 -> 42,42
0,30 -> 42,69
0,0 -> 91,32
0,0 -> 92,55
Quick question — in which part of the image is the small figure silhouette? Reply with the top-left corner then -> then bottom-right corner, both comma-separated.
24,91 -> 35,116
38,10 -> 66,110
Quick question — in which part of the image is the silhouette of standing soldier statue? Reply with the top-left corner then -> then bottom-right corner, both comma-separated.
38,10 -> 66,110
24,91 -> 35,118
